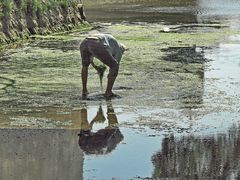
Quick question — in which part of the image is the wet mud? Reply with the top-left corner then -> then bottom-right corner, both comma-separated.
161,46 -> 209,64
1,0 -> 240,179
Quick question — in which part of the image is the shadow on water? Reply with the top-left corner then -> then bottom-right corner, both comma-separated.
152,125 -> 240,179
0,76 -> 16,93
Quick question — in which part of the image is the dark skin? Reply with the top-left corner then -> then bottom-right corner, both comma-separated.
81,36 -> 127,99
81,66 -> 89,97
82,62 -> 119,99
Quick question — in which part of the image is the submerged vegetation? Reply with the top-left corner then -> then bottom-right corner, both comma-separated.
0,22 -> 231,108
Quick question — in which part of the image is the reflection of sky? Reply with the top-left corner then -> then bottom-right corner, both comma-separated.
200,36 -> 240,134
204,42 -> 240,97
197,0 -> 240,26
197,0 -> 240,16
142,0 -> 240,18
193,112 -> 240,135
206,44 -> 240,79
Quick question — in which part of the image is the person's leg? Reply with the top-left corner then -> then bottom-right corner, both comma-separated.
81,65 -> 89,98
80,40 -> 92,98
105,64 -> 119,97
86,41 -> 119,97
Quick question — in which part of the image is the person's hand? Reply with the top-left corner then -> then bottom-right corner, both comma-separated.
95,65 -> 106,79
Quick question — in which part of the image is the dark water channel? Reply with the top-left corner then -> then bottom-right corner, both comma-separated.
1,0 -> 240,180
85,0 -> 240,25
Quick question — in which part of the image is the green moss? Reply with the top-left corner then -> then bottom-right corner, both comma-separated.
112,23 -> 231,47
59,0 -> 68,8
1,0 -> 13,17
0,22 -> 238,108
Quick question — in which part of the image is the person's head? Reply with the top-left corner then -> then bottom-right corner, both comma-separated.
120,43 -> 128,53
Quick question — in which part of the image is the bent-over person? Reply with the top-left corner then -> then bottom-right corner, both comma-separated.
80,33 -> 126,99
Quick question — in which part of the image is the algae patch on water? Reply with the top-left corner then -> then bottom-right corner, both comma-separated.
0,22 -> 234,108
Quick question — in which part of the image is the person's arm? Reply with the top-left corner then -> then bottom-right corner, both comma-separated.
113,51 -> 122,63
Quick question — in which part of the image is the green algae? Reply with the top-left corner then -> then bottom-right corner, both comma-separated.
0,22 -> 237,109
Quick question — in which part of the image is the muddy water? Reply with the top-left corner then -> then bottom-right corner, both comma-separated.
1,0 -> 240,179
0,129 -> 83,180
84,0 -> 240,24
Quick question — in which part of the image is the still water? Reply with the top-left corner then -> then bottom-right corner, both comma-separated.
83,0 -> 240,179
1,0 -> 240,179
84,0 -> 240,24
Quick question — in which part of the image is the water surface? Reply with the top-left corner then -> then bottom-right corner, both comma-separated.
85,0 -> 240,25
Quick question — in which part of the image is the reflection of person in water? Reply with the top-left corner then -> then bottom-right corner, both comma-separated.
78,101 -> 123,155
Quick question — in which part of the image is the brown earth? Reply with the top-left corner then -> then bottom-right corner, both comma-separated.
0,0 -> 86,45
